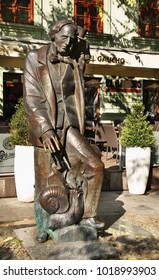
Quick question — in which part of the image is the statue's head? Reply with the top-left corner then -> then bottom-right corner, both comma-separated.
49,19 -> 78,56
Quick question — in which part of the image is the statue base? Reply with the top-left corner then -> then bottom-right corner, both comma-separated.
47,224 -> 97,243
14,226 -> 120,260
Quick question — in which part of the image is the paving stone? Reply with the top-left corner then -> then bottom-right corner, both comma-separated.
107,220 -> 153,239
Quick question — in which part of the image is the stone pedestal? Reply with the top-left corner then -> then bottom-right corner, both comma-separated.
48,224 -> 97,243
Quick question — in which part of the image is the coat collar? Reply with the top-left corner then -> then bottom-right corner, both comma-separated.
37,43 -> 57,65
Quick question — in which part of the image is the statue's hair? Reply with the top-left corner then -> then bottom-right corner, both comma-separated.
49,19 -> 78,41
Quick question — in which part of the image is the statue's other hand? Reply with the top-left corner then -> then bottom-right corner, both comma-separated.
41,130 -> 60,153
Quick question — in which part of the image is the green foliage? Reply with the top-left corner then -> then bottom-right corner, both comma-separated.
9,98 -> 30,146
125,0 -> 146,7
120,103 -> 156,148
125,0 -> 136,7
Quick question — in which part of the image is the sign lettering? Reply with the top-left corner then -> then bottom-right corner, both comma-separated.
90,55 -> 125,65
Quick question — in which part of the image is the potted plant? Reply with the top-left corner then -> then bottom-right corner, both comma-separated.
120,102 -> 156,194
9,98 -> 35,202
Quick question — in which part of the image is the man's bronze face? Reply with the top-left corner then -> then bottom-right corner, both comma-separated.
54,24 -> 77,56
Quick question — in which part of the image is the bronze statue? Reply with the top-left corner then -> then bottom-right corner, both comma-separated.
23,19 -> 104,243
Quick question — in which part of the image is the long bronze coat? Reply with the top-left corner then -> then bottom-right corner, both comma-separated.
23,40 -> 90,146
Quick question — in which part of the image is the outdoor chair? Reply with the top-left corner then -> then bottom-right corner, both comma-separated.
94,123 -> 109,150
85,122 -> 119,162
116,123 -> 125,169
98,124 -> 119,162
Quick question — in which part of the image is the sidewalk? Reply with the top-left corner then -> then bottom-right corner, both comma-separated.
1,190 -> 159,233
0,197 -> 35,227
98,190 -> 159,239
0,190 -> 159,259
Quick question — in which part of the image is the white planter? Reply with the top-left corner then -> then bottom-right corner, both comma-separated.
126,147 -> 151,195
14,145 -> 35,202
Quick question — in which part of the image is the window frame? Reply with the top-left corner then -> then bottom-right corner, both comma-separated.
74,0 -> 103,33
0,0 -> 34,25
139,0 -> 159,38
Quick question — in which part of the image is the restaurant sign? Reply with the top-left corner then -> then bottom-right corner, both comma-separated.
89,49 -> 159,69
0,134 -> 14,175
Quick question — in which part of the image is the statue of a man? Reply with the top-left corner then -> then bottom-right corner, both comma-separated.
23,19 -> 104,243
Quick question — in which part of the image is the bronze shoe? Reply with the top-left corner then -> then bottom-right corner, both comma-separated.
36,231 -> 48,243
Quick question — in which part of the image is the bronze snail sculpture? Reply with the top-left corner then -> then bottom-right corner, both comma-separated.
39,164 -> 88,231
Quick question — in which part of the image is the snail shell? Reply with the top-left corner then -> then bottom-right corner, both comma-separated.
49,187 -> 84,230
39,185 -> 69,215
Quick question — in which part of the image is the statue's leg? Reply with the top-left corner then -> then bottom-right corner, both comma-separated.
34,147 -> 51,242
65,127 -> 104,219
34,188 -> 49,242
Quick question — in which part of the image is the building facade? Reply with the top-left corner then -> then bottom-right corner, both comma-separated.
0,0 -> 159,125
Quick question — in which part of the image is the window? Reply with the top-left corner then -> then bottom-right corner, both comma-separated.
0,0 -> 34,24
139,0 -> 159,38
3,73 -> 23,121
74,0 -> 103,33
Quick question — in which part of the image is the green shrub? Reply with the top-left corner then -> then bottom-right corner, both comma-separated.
9,98 -> 30,146
120,103 -> 156,148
